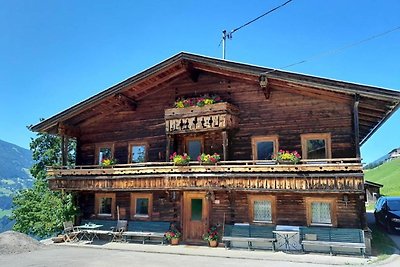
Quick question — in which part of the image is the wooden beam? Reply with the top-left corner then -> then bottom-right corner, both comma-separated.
222,131 -> 228,160
270,79 -> 353,104
192,62 -> 259,83
115,93 -> 137,110
181,60 -> 200,82
166,135 -> 174,162
353,94 -> 360,158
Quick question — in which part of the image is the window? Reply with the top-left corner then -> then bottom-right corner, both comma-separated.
95,143 -> 114,165
252,136 -> 279,160
129,143 -> 147,163
185,137 -> 203,160
248,195 -> 276,223
95,193 -> 116,218
301,133 -> 331,159
305,197 -> 336,226
131,193 -> 152,219
191,199 -> 203,221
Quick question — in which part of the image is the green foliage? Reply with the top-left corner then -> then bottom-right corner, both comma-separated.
364,158 -> 400,196
11,129 -> 77,238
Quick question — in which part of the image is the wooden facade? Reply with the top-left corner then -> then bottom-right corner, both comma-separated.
32,53 -> 400,242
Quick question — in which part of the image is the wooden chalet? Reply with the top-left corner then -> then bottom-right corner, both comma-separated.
31,52 -> 400,243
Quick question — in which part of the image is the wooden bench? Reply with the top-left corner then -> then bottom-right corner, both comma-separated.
123,221 -> 171,244
300,227 -> 366,257
222,224 -> 276,251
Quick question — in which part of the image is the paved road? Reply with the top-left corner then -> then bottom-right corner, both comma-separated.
0,246 -> 336,267
1,213 -> 399,267
366,210 -> 400,249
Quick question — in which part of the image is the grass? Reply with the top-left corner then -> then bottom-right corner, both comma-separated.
364,157 -> 400,196
365,202 -> 375,211
370,224 -> 397,261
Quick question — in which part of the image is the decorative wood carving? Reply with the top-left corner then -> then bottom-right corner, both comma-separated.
165,102 -> 239,134
49,175 -> 364,192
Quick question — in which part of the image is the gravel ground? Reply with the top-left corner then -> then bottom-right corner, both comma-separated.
0,231 -> 44,255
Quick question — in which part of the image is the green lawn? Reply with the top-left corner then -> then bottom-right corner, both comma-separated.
364,158 -> 400,196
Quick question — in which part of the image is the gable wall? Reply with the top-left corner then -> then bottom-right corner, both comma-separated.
76,73 -> 354,164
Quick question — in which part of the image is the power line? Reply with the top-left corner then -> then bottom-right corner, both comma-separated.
231,0 -> 293,35
265,25 -> 400,74
221,0 -> 294,59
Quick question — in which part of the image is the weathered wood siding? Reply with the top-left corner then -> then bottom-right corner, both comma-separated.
75,73 -> 354,164
78,190 -> 182,223
77,190 -> 364,229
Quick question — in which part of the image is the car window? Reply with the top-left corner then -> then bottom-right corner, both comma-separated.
375,198 -> 383,210
387,199 -> 400,211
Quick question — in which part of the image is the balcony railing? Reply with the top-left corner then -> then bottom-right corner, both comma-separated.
47,158 -> 363,192
164,102 -> 239,134
47,158 -> 362,177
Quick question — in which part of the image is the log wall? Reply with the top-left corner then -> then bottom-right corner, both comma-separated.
77,190 -> 365,229
76,73 -> 355,165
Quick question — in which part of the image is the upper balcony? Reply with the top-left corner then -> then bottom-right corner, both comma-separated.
165,102 -> 239,134
47,158 -> 364,193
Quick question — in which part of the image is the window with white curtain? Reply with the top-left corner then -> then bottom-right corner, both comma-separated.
311,202 -> 332,224
253,200 -> 272,222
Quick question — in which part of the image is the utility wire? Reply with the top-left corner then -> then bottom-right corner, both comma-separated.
221,0 -> 294,58
265,25 -> 400,74
230,0 -> 293,37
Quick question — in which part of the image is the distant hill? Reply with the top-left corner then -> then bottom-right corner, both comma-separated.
0,139 -> 33,232
364,157 -> 400,196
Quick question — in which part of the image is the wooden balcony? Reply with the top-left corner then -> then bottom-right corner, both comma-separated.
164,102 -> 239,134
48,158 -> 364,193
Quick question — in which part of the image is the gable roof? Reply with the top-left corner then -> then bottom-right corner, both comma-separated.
364,180 -> 383,188
31,52 -> 400,145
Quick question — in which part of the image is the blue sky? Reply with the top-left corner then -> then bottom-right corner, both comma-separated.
1,0 -> 399,164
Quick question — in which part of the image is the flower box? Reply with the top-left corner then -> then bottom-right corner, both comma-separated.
198,153 -> 220,165
170,153 -> 190,165
273,150 -> 301,164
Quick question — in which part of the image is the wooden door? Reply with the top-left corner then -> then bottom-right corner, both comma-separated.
183,192 -> 209,242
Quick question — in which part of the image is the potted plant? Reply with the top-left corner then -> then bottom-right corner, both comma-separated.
174,94 -> 222,108
273,150 -> 301,164
101,158 -> 116,167
164,228 -> 182,245
170,152 -> 191,165
197,153 -> 221,165
203,225 -> 219,247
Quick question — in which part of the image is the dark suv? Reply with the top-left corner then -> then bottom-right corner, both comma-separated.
374,196 -> 400,234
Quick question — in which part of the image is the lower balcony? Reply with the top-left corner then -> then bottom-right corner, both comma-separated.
48,158 -> 363,192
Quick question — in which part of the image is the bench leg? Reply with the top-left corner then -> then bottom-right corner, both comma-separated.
248,241 -> 252,251
223,241 -> 230,249
272,241 -> 275,252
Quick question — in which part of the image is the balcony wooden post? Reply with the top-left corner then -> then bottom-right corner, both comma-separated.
353,94 -> 360,158
166,135 -> 174,162
222,131 -> 228,160
61,135 -> 68,166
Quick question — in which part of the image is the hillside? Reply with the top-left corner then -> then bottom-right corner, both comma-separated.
0,139 -> 33,232
364,157 -> 400,196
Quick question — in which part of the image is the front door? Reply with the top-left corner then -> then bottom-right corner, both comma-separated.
183,192 -> 209,242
